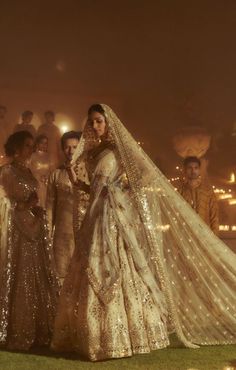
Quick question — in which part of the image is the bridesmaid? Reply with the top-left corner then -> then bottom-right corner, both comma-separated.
0,131 -> 58,350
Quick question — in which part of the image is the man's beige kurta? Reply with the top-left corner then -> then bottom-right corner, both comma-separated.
46,161 -> 89,282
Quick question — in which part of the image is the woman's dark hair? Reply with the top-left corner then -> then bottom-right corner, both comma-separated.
4,131 -> 33,157
34,134 -> 48,151
88,104 -> 105,117
61,131 -> 82,150
183,156 -> 201,167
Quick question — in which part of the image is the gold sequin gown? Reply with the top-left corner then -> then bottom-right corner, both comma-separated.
0,162 -> 58,350
52,104 -> 236,361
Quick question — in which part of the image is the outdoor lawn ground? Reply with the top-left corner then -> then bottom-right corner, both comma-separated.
0,336 -> 235,370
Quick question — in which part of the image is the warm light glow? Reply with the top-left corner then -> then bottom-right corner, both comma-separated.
228,198 -> 236,205
218,194 -> 232,200
219,225 -> 230,231
229,172 -> 235,183
56,113 -> 73,134
60,122 -> 69,134
219,225 -> 236,231
214,188 -> 225,194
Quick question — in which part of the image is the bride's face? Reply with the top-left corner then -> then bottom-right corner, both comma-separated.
89,112 -> 107,138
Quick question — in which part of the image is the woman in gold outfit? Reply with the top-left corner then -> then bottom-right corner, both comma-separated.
51,104 -> 236,361
0,131 -> 58,350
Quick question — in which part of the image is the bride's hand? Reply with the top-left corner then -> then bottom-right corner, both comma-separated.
66,163 -> 90,193
75,179 -> 90,193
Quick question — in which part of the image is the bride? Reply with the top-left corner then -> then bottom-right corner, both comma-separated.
51,104 -> 236,361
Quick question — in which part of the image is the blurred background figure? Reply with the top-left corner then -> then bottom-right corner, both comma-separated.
14,110 -> 37,138
37,111 -> 62,169
30,134 -> 53,208
178,156 -> 219,234
0,105 -> 9,165
46,131 -> 89,285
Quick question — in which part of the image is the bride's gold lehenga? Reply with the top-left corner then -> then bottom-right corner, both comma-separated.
0,162 -> 58,350
51,105 -> 236,361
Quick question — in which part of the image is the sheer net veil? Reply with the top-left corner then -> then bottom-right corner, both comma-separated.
72,104 -> 236,348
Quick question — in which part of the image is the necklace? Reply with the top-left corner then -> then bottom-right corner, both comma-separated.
12,160 -> 29,171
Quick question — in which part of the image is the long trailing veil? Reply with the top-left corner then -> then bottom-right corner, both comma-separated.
72,104 -> 236,348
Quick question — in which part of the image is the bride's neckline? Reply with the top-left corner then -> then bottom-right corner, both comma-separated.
87,141 -> 114,161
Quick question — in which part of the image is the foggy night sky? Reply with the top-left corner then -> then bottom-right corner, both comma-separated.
1,0 -> 236,173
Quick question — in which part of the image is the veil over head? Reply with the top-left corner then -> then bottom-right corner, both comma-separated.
72,104 -> 236,348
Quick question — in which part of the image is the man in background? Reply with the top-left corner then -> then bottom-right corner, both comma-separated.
37,110 -> 62,169
179,156 -> 219,234
14,110 -> 36,137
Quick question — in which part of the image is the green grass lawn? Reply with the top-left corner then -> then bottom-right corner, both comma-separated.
0,336 -> 235,370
